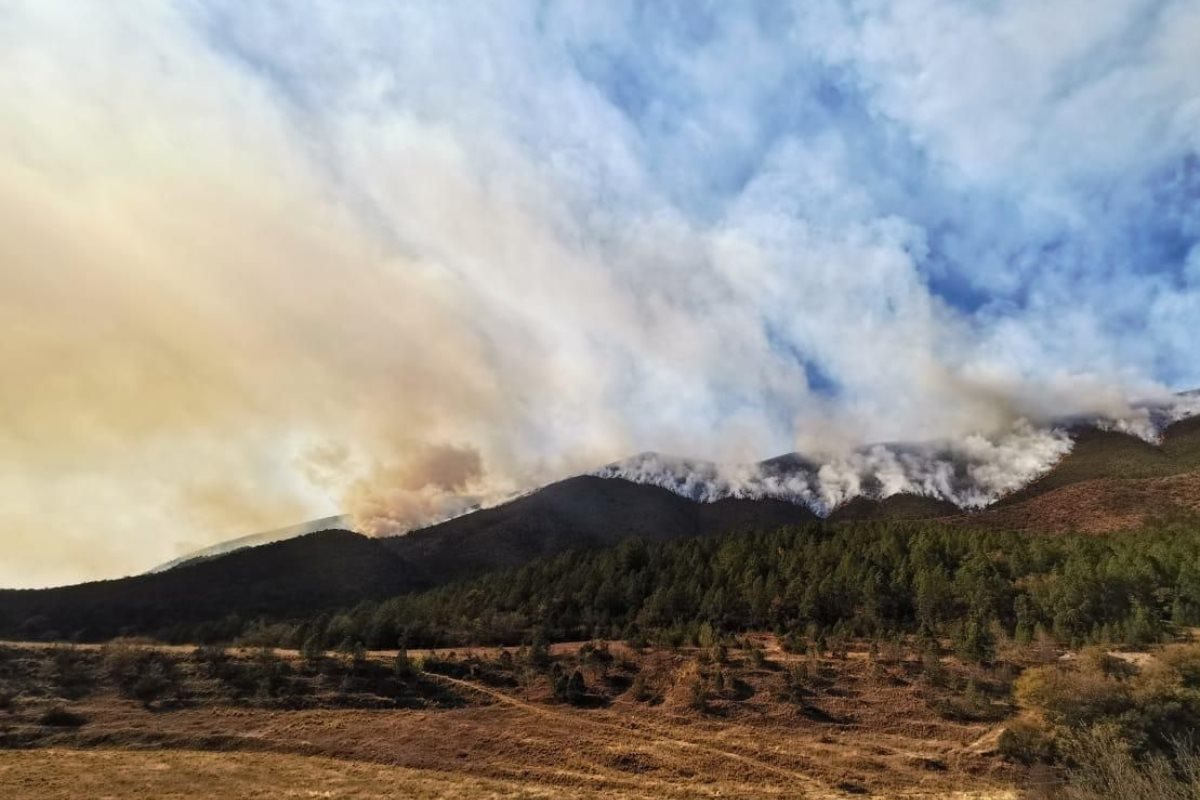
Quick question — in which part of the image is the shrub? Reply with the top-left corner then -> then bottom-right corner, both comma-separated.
1014,664 -> 1132,729
39,705 -> 87,727
300,635 -> 325,664
1158,645 -> 1200,688
630,670 -> 654,702
51,646 -> 94,699
565,670 -> 587,705
998,719 -> 1056,765
954,617 -> 995,665
393,648 -> 414,679
1056,729 -> 1200,800
747,647 -> 767,669
193,644 -> 230,678
780,631 -> 806,654
686,674 -> 708,711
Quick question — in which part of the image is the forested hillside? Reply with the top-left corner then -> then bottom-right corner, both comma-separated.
243,519 -> 1200,656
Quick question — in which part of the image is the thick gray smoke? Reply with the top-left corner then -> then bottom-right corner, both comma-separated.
594,396 -> 1200,516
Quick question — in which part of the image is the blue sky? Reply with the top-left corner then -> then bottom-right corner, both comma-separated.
1,0 -> 1199,584
188,0 -> 1200,393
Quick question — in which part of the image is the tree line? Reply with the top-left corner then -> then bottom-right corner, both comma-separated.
213,519 -> 1200,658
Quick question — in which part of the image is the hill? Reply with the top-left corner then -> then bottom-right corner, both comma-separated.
998,416 -> 1200,505
0,478 -> 817,641
6,415 -> 1200,642
0,530 -> 412,641
826,493 -> 960,523
953,416 -> 1200,532
147,515 -> 351,573
379,475 -> 818,584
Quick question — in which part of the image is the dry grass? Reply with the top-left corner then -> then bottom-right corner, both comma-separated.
953,469 -> 1200,534
0,748 -> 584,799
0,639 -> 1021,798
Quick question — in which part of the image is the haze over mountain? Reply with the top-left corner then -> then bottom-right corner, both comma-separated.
146,392 -> 1200,580
7,393 -> 1200,643
147,515 -> 351,574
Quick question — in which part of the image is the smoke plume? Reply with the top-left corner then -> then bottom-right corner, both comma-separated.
596,396 -> 1200,516
1,3 -> 1199,586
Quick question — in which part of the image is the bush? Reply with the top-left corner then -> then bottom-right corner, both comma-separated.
39,705 -> 87,727
954,617 -> 995,665
1014,645 -> 1200,762
51,646 -> 94,699
686,674 -> 708,711
998,719 -> 1056,765
1014,664 -> 1132,729
747,647 -> 767,669
104,646 -> 184,709
131,661 -> 177,708
394,648 -> 415,679
300,635 -> 325,664
565,670 -> 587,705
629,670 -> 654,702
1056,729 -> 1200,800
1157,645 -> 1200,688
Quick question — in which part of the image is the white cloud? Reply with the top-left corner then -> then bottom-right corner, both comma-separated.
0,1 -> 1197,585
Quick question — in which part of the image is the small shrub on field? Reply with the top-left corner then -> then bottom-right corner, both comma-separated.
1011,643 -> 1200,772
192,645 -> 231,678
1157,645 -> 1200,688
780,631 -> 806,654
777,663 -> 812,703
104,646 -> 185,709
746,646 -> 767,670
102,643 -> 142,688
131,660 -> 183,709
686,674 -> 709,711
248,647 -> 296,701
931,679 -> 1009,723
1055,729 -> 1200,800
300,635 -> 325,665
38,705 -> 87,727
1013,661 -> 1133,730
919,650 -> 948,688
393,648 -> 416,679
629,670 -> 655,703
998,719 -> 1056,765
579,641 -> 613,672
51,646 -> 95,699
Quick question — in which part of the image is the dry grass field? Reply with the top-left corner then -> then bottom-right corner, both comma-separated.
0,638 -> 1027,799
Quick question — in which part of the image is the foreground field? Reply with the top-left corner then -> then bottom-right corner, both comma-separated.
0,637 -> 1030,799
1,748 -> 586,800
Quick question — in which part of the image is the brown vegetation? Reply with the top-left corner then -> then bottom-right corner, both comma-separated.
0,637 -> 1019,799
959,470 -> 1200,534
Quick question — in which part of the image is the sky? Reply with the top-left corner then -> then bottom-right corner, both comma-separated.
2,1 -> 1199,588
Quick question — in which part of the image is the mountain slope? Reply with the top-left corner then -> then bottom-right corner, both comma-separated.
826,493 -> 961,523
379,475 -> 819,585
6,412 -> 1200,642
957,470 -> 1200,534
0,477 -> 818,641
148,515 -> 351,573
997,416 -> 1200,506
0,530 -> 412,641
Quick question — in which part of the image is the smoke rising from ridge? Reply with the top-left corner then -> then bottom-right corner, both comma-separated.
595,422 -> 1074,516
597,395 -> 1200,516
1,3 -> 1199,587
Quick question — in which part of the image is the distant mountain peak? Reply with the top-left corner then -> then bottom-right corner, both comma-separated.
147,515 -> 351,574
